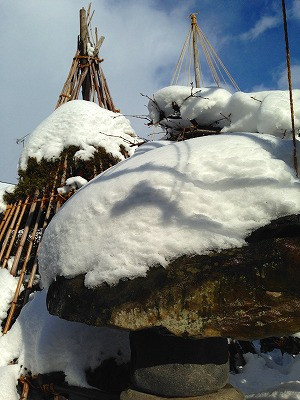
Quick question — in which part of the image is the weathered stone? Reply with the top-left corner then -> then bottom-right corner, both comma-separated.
47,216 -> 300,340
130,332 -> 228,397
47,237 -> 300,339
120,385 -> 245,400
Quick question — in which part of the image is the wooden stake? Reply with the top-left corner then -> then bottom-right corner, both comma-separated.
20,381 -> 29,400
23,172 -> 60,304
1,198 -> 29,269
0,200 -> 22,263
191,14 -> 201,88
93,35 -> 105,56
10,194 -> 38,276
0,205 -> 15,242
80,8 -> 88,56
56,155 -> 68,213
3,196 -> 44,333
0,205 -> 14,233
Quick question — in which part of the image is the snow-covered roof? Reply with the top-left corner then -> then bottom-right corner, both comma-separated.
39,133 -> 300,289
148,86 -> 300,138
19,100 -> 139,170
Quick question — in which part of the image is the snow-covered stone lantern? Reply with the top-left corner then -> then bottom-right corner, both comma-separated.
42,132 -> 300,399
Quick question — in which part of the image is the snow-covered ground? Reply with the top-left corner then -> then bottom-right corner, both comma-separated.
148,86 -> 300,138
0,269 -> 19,334
231,350 -> 300,399
18,100 -> 140,170
0,291 -> 130,399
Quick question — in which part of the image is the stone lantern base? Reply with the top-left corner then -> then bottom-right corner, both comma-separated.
121,385 -> 244,400
127,330 -> 244,399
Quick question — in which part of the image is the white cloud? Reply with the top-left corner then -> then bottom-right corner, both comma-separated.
292,0 -> 300,19
276,64 -> 300,90
0,0 -> 196,182
240,15 -> 280,40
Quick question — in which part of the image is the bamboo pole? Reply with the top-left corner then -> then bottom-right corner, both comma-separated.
23,173 -> 60,304
1,198 -> 30,270
74,67 -> 89,100
3,198 -> 46,330
0,200 -> 22,263
10,194 -> 38,277
99,65 -> 115,111
55,155 -> 68,213
0,205 -> 16,242
20,381 -> 29,400
2,196 -> 44,333
0,205 -> 14,233
91,64 -> 104,107
55,52 -> 80,108
1,199 -> 29,269
97,67 -> 108,109
89,62 -> 95,102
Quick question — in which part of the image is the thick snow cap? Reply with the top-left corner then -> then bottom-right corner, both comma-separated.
148,86 -> 300,137
19,100 -> 138,170
39,133 -> 300,289
0,182 -> 15,213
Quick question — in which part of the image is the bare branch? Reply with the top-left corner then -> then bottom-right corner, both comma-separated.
251,96 -> 262,103
99,132 -> 148,147
112,114 -> 151,122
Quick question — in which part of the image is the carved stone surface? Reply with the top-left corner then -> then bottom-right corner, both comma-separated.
47,216 -> 300,340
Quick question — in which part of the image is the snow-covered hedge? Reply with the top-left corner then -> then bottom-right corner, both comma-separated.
148,86 -> 300,138
0,183 -> 15,213
19,100 -> 139,170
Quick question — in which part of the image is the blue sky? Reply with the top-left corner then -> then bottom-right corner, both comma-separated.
0,0 -> 300,183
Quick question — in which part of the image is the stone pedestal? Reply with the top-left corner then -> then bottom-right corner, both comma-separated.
129,330 -> 231,398
121,385 -> 245,400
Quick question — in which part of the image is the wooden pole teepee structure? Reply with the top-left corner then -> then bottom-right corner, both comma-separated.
56,5 -> 116,110
0,5 -> 121,338
171,13 -> 240,92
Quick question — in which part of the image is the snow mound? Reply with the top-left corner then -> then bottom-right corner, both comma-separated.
231,351 -> 300,398
0,290 -> 130,395
0,182 -> 15,213
39,133 -> 300,289
57,176 -> 88,195
148,86 -> 300,138
19,100 -> 139,170
0,269 -> 19,333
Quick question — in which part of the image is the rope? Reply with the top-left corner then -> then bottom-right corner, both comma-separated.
73,55 -> 104,62
171,27 -> 191,85
282,0 -> 299,177
171,14 -> 240,92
